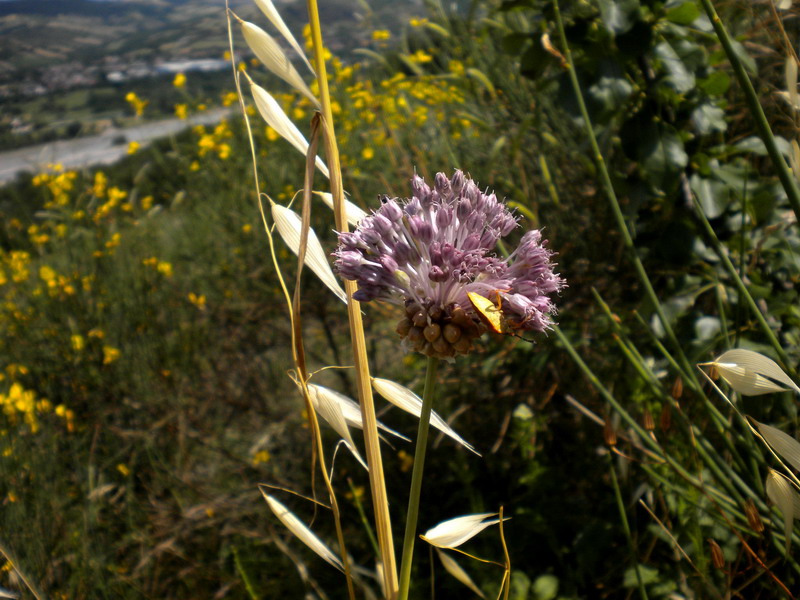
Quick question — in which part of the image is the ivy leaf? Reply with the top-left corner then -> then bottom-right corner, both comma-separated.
655,40 -> 695,94
692,103 -> 727,134
665,0 -> 701,24
641,123 -> 688,184
690,173 -> 729,218
597,0 -> 641,34
698,71 -> 731,95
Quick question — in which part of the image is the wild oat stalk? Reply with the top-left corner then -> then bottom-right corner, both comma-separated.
304,1 -> 400,596
225,5 -> 357,598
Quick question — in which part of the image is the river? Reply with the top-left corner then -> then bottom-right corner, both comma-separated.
0,107 -> 231,184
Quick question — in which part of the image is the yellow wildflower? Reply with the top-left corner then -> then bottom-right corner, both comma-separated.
39,266 -> 57,287
173,72 -> 186,88
127,141 -> 140,154
222,92 -> 238,107
188,292 -> 206,309
410,50 -> 433,64
156,261 -> 173,278
410,17 -> 429,26
252,450 -> 271,465
265,126 -> 279,142
175,104 -> 188,120
102,346 -> 120,365
116,463 -> 130,477
141,196 -> 154,211
71,335 -> 85,351
216,143 -> 231,160
93,171 -> 108,197
372,30 -> 391,41
105,233 -> 121,249
362,147 -> 375,160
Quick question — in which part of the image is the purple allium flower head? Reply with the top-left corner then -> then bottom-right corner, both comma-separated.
334,170 -> 565,357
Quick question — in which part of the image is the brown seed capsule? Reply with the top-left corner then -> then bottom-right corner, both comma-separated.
659,403 -> 672,433
643,409 -> 655,432
707,539 -> 725,570
432,337 -> 451,356
405,302 -> 420,317
603,418 -> 617,446
422,342 -> 434,356
453,337 -> 471,354
412,310 -> 428,328
396,318 -> 412,337
429,306 -> 443,320
443,323 -> 461,344
423,323 -> 441,342
744,499 -> 764,533
407,326 -> 424,344
671,377 -> 683,400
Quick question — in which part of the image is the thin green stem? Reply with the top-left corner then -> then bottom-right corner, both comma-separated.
696,0 -> 800,223
609,459 -> 649,600
691,194 -> 792,370
398,356 -> 440,600
552,0 -> 699,388
233,546 -> 260,600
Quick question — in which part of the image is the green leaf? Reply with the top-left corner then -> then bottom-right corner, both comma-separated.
641,123 -> 688,181
690,173 -> 730,218
698,71 -> 731,95
532,574 -> 559,600
692,103 -> 726,134
665,0 -> 701,24
712,39 -> 757,75
623,564 -> 659,587
597,0 -> 641,34
502,32 -> 531,54
655,40 -> 695,93
587,62 -> 634,119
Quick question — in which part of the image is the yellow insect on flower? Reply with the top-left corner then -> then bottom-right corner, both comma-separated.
467,291 -> 513,335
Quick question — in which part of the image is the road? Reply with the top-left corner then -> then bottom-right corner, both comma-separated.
0,107 -> 231,183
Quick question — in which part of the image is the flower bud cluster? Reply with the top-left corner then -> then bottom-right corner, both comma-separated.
334,170 -> 564,357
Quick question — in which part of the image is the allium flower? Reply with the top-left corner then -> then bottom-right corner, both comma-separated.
334,170 -> 564,358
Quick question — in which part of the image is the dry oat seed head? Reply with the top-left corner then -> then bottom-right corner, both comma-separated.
314,191 -> 367,228
436,549 -> 486,598
371,376 -> 479,455
766,469 -> 799,552
307,383 -> 368,470
261,491 -> 345,571
704,349 -> 799,396
249,82 -> 329,178
422,512 -> 509,549
754,420 -> 800,472
308,383 -> 410,442
271,203 -> 347,303
252,0 -> 315,74
241,20 -> 319,107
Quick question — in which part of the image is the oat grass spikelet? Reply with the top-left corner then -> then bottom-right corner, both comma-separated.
335,170 -> 564,357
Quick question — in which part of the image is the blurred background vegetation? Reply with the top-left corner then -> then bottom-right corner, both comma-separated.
1,0 -> 800,597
